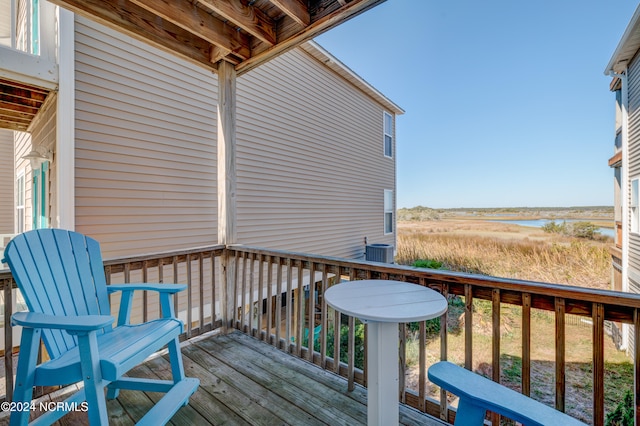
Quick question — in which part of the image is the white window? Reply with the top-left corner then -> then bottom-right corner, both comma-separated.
384,190 -> 394,234
633,178 -> 640,233
16,172 -> 25,233
383,112 -> 393,158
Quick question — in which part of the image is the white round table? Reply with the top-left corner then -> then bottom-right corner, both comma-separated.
324,280 -> 448,426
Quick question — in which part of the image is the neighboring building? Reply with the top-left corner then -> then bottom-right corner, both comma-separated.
605,4 -> 640,351
0,1 -> 403,261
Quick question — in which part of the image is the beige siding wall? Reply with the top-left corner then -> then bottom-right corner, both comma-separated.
0,130 -> 14,234
71,18 -> 396,261
73,17 -> 218,259
236,49 -> 396,259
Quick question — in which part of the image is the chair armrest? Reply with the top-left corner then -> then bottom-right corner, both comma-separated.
11,312 -> 114,332
108,284 -> 185,326
107,284 -> 187,294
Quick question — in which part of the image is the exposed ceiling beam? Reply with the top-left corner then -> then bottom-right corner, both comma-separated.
47,0 -> 219,70
235,0 -> 386,75
197,0 -> 277,46
46,0 -> 386,74
129,0 -> 251,59
270,0 -> 310,27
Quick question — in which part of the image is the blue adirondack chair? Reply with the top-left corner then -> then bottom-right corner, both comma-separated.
2,229 -> 199,425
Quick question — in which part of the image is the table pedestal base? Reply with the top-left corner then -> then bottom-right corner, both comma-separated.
367,321 -> 399,426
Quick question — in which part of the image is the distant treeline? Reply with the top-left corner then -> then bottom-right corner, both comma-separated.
398,206 -> 614,222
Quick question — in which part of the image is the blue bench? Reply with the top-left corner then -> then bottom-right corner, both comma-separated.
428,361 -> 587,426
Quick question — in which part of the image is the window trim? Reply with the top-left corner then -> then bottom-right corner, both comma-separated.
633,177 -> 640,234
16,171 -> 25,234
383,111 -> 393,158
384,189 -> 394,235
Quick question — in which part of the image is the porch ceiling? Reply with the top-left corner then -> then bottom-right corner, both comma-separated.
0,78 -> 51,132
46,0 -> 386,76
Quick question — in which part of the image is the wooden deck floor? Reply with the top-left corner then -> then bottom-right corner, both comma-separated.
1,331 -> 448,425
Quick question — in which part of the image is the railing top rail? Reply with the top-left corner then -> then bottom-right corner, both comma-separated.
229,245 -> 640,310
103,245 -> 225,267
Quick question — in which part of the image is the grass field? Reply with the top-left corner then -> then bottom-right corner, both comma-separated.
395,217 -> 628,424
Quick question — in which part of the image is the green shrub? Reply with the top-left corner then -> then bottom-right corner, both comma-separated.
413,259 -> 444,269
318,323 -> 365,369
541,220 -> 601,240
570,221 -> 599,240
541,220 -> 566,234
605,389 -> 634,426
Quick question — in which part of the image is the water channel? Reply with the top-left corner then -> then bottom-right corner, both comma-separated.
489,219 -> 615,238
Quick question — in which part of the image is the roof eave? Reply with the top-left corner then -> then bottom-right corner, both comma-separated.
605,4 -> 640,75
302,40 -> 405,115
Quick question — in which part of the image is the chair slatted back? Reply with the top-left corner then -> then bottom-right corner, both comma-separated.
3,229 -> 112,359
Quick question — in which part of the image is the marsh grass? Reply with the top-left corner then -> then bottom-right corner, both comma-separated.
397,220 -> 627,424
396,222 -> 611,289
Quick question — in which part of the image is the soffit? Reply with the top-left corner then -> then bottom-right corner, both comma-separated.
47,0 -> 387,76
0,78 -> 51,132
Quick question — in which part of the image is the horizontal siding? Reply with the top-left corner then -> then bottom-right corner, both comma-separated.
236,48 -> 395,259
0,130 -> 13,234
629,55 -> 640,285
74,17 -> 218,259
628,54 -> 640,180
28,95 -> 57,228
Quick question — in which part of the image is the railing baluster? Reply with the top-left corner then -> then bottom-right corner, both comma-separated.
333,302 -> 341,374
266,255 -> 273,345
233,250 -> 240,328
464,284 -> 473,370
307,261 -> 317,362
491,288 -> 501,426
211,253 -> 216,329
320,264 -> 328,369
186,253 -> 192,337
199,253 -> 204,332
634,308 -> 640,426
142,260 -> 148,323
275,257 -> 283,348
347,315 -> 355,391
399,323 -> 406,403
285,258 -> 293,350
592,302 -> 605,426
555,297 -> 566,412
295,260 -> 304,357
172,255 -> 179,325
418,319 -> 426,412
440,283 -> 449,421
248,253 -> 255,336
240,251 -> 247,332
522,293 -> 531,396
4,277 -> 13,402
257,254 -> 264,340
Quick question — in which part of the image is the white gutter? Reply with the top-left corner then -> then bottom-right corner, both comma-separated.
609,69 -> 630,349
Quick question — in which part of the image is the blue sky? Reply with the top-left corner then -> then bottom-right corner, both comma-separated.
315,1 -> 638,208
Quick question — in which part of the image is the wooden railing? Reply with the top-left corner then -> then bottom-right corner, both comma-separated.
226,245 -> 640,426
0,245 -> 226,402
1,244 -> 639,425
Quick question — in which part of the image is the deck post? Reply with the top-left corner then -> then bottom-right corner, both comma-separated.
217,60 -> 237,333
